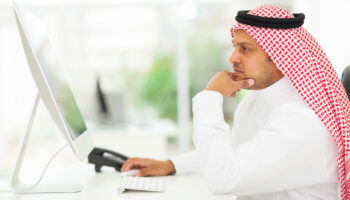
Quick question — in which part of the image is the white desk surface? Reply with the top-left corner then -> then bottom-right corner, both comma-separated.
0,165 -> 235,200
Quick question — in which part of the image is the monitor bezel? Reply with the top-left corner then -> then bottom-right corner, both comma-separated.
13,2 -> 94,161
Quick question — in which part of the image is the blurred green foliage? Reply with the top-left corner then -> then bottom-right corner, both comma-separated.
141,55 -> 178,122
140,28 -> 227,122
188,31 -> 227,96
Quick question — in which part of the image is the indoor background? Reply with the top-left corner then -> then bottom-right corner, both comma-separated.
0,0 -> 349,181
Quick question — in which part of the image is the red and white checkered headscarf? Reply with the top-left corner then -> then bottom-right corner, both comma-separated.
231,5 -> 350,199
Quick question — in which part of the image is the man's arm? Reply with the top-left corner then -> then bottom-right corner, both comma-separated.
120,150 -> 200,176
170,149 -> 200,175
120,70 -> 253,177
121,158 -> 176,176
192,90 -> 337,195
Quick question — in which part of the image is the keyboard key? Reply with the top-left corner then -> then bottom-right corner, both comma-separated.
118,177 -> 165,193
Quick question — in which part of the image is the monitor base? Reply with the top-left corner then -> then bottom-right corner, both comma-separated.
10,94 -> 83,194
12,184 -> 84,194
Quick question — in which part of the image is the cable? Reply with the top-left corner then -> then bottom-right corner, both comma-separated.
0,144 -> 69,193
23,144 -> 68,191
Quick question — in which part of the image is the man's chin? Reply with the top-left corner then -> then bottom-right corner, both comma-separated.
231,76 -> 256,90
232,75 -> 248,82
231,74 -> 245,81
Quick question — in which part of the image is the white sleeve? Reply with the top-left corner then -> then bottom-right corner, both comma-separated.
170,150 -> 200,175
192,90 -> 335,195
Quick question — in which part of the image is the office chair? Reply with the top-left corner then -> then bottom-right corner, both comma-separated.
341,65 -> 350,99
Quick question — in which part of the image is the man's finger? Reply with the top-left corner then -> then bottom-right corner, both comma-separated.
234,79 -> 254,89
136,168 -> 152,177
121,159 -> 134,172
122,158 -> 147,172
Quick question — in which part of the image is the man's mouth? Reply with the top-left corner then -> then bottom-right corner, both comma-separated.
233,68 -> 244,73
232,68 -> 245,81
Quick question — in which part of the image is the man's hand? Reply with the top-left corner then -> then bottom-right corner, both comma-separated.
121,158 -> 176,177
205,70 -> 254,98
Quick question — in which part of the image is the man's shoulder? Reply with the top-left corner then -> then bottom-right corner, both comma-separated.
237,90 -> 314,117
279,93 -> 312,113
271,93 -> 320,124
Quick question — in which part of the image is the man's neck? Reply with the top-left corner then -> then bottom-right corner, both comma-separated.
254,76 -> 296,108
260,74 -> 285,90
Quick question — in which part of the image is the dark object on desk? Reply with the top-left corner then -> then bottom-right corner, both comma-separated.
95,76 -> 126,125
341,65 -> 350,100
96,76 -> 110,118
88,147 -> 129,172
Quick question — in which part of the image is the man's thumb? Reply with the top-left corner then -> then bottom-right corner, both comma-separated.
136,168 -> 151,177
236,79 -> 254,89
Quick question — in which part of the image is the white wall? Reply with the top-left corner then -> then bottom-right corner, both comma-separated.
293,0 -> 350,75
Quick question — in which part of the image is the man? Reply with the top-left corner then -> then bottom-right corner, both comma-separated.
122,5 -> 350,199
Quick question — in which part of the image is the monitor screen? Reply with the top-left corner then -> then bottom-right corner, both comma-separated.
22,10 -> 87,140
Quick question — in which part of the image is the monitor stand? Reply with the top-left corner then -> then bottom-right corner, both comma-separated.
10,94 -> 84,193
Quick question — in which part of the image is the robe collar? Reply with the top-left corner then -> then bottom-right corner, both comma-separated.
254,76 -> 296,108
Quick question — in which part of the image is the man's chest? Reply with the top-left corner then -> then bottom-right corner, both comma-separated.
232,99 -> 276,144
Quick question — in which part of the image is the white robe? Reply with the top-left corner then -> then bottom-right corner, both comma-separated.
171,77 -> 339,200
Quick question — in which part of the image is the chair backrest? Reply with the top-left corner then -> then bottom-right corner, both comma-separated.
341,65 -> 350,99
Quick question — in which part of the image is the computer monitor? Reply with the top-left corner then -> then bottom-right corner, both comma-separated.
11,2 -> 94,193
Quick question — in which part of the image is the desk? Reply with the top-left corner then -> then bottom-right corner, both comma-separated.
0,165 -> 234,200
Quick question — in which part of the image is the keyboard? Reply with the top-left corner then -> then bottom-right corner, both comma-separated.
118,176 -> 165,193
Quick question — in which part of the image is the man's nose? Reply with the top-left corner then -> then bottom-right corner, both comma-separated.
229,50 -> 240,64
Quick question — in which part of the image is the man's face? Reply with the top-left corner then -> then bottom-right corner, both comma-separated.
230,29 -> 284,90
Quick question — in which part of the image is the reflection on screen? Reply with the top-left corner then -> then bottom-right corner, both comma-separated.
24,11 -> 87,140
